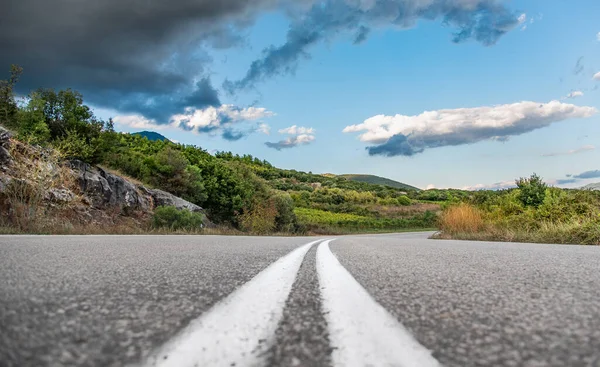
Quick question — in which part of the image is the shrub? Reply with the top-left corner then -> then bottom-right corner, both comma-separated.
54,129 -> 96,161
397,195 -> 412,206
273,193 -> 299,232
516,173 -> 547,208
152,206 -> 205,231
439,203 -> 485,234
239,200 -> 278,234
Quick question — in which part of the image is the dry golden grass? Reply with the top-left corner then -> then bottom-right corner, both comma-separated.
439,203 -> 485,234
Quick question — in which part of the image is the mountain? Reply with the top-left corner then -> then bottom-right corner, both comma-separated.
581,183 -> 600,191
340,174 -> 420,191
133,131 -> 169,142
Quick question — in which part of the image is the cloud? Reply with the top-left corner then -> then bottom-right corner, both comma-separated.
278,125 -> 315,135
113,115 -> 169,131
462,180 -> 516,191
1,0 -> 310,129
593,72 -> 600,81
573,170 -> 600,180
554,178 -> 578,185
597,32 -> 600,41
258,123 -> 271,135
265,125 -> 316,150
225,0 -> 523,93
115,104 -> 274,140
518,13 -> 527,30
565,90 -> 584,99
542,145 -> 594,157
343,100 -> 597,157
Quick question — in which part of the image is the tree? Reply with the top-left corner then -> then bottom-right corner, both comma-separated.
17,91 -> 51,144
516,173 -> 547,208
0,64 -> 23,128
34,88 -> 102,141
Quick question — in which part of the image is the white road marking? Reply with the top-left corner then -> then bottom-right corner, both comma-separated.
144,239 -> 323,367
316,239 -> 441,367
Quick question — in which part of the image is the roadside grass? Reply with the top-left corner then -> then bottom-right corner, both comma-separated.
435,201 -> 600,245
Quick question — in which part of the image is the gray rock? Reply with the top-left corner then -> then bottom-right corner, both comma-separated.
69,161 -> 151,212
0,126 -> 12,146
0,126 -> 13,166
149,189 -> 215,227
45,188 -> 75,204
69,161 -> 112,209
67,160 -> 213,225
98,167 -> 151,212
149,189 -> 204,213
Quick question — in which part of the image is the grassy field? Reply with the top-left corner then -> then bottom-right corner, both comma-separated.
294,207 -> 437,234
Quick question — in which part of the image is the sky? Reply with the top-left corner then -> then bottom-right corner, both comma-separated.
2,0 -> 600,190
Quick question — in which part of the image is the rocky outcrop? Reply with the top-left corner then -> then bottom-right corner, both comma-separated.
67,160 -> 213,226
0,133 -> 213,229
69,160 -> 152,212
0,126 -> 12,167
148,189 -> 204,213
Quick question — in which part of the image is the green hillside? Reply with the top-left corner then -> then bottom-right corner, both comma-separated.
0,68 -> 445,235
340,174 -> 420,191
133,131 -> 169,142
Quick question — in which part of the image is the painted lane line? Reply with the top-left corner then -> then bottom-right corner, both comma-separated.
144,239 -> 324,367
316,240 -> 441,367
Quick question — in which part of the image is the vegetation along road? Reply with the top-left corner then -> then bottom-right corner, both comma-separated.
1,232 -> 599,367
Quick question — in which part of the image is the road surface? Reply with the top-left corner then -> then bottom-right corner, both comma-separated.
1,233 -> 599,366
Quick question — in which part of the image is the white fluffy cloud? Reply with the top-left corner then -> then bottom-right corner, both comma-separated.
115,105 -> 274,140
278,125 -> 315,135
565,90 -> 584,99
593,72 -> 600,81
343,100 -> 597,156
265,125 -> 316,150
597,32 -> 600,41
171,105 -> 274,132
114,115 -> 169,130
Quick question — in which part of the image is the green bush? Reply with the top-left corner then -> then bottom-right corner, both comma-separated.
54,129 -> 96,161
516,173 -> 547,208
273,193 -> 300,232
152,206 -> 205,231
397,195 -> 412,206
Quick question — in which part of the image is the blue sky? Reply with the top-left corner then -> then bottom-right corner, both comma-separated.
6,0 -> 600,190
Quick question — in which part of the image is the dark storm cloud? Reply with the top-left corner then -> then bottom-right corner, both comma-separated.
0,0 -> 301,122
224,0 -> 523,93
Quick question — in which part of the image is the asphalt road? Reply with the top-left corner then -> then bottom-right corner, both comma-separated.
1,233 -> 599,366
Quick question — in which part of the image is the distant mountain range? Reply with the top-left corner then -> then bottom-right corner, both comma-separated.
132,131 -> 169,142
340,174 -> 420,191
581,183 -> 600,191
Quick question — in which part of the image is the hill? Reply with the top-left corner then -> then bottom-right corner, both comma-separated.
133,131 -> 169,142
0,71 -> 444,235
340,174 -> 420,191
581,183 -> 600,191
